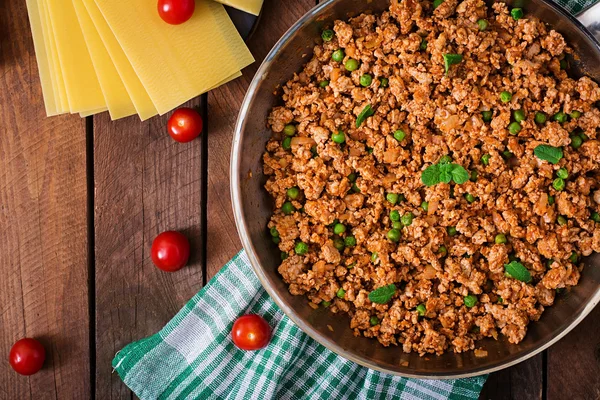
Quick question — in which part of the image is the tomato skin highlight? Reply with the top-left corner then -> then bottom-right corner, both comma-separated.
157,0 -> 195,25
151,231 -> 190,272
167,107 -> 203,143
9,338 -> 46,376
231,314 -> 271,350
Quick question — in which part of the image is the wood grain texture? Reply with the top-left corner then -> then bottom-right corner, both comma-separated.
0,0 -> 90,399
479,355 -> 543,400
206,0 -> 317,279
547,304 -> 600,400
93,102 -> 204,399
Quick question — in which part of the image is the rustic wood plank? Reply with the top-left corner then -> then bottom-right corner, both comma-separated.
206,0 -> 317,278
93,101 -> 204,398
479,355 -> 543,400
0,0 -> 90,398
547,304 -> 600,399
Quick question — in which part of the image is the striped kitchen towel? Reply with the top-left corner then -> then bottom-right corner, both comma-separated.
113,251 -> 486,399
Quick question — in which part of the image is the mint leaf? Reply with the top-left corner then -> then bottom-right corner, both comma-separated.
443,53 -> 463,74
368,284 -> 397,304
504,261 -> 532,283
356,104 -> 375,128
421,164 -> 441,186
439,163 -> 453,183
534,145 -> 563,164
450,164 -> 469,184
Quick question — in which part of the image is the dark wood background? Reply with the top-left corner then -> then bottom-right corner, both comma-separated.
0,0 -> 598,399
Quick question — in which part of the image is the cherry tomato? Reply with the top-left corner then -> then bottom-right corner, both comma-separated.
9,338 -> 46,376
167,108 -> 203,143
231,314 -> 271,350
151,231 -> 190,272
157,0 -> 195,25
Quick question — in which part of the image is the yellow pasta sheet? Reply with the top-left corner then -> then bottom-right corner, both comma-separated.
94,0 -> 254,115
46,0 -> 106,113
72,0 -> 136,120
214,0 -> 264,16
40,0 -> 69,113
81,0 -> 158,120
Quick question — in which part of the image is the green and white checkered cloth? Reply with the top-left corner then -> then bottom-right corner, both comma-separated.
113,251 -> 486,400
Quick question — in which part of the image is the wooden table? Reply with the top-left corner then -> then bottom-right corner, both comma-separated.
1,0 -> 599,398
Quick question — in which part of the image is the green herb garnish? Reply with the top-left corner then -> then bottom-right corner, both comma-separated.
422,162 -> 469,186
443,54 -> 463,74
368,284 -> 397,304
504,261 -> 532,283
356,104 -> 375,128
534,145 -> 563,164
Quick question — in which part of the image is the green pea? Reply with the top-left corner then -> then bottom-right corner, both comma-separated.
319,80 -> 330,88
421,201 -> 429,211
553,178 -> 565,191
535,112 -> 547,124
464,193 -> 476,203
569,251 -> 579,264
420,38 -> 428,50
433,0 -> 444,9
571,135 -> 583,149
322,300 -> 331,307
548,195 -> 555,205
481,154 -> 491,165
569,110 -> 581,119
553,112 -> 567,123
580,132 -> 589,141
295,241 -> 308,255
336,288 -> 346,298
416,304 -> 426,316
272,236 -> 280,244
513,109 -> 526,122
511,8 -> 523,20
379,77 -> 389,87
281,252 -> 288,260
508,121 -> 522,135
502,150 -> 513,160
477,19 -> 488,31
401,212 -> 414,226
345,58 -> 359,72
495,233 -> 507,244
438,246 -> 447,256
390,210 -> 400,222
591,212 -> 600,222
321,29 -> 334,42
282,137 -> 292,150
333,237 -> 345,251
332,49 -> 345,62
282,201 -> 295,215
387,228 -> 401,242
287,187 -> 300,199
344,236 -> 356,247
333,223 -> 346,235
498,296 -> 504,304
332,130 -> 346,144
371,252 -> 378,263
310,146 -> 318,158
557,215 -> 567,226
392,221 -> 403,229
464,294 -> 478,308
283,124 -> 296,136
370,316 -> 380,326
366,147 -> 373,154
348,173 -> 357,182
559,59 -> 568,70
482,110 -> 493,122
447,226 -> 457,236
500,91 -> 512,103
386,193 -> 399,204
470,170 -> 478,182
352,183 -> 361,193
270,227 -> 279,237
360,74 -> 372,87
394,129 -> 406,142
556,167 -> 568,179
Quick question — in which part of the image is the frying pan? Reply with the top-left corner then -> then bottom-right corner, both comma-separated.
231,0 -> 600,378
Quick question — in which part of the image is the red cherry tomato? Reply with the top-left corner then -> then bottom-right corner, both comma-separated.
157,0 -> 195,25
167,108 -> 203,143
231,314 -> 271,350
151,231 -> 190,272
9,338 -> 46,376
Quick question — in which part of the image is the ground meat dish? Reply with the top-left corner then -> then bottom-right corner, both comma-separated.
263,0 -> 600,356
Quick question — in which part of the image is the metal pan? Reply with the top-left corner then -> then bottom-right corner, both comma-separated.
231,0 -> 600,378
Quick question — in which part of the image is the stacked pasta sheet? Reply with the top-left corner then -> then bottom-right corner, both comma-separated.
25,0 -> 255,120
